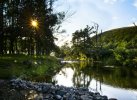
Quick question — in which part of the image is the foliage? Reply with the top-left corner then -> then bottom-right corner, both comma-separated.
0,0 -> 65,55
55,43 -> 72,59
95,26 -> 137,67
71,25 -> 96,60
0,54 -> 61,82
99,26 -> 137,48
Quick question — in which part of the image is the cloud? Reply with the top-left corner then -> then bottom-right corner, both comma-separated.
133,0 -> 137,8
55,0 -> 137,46
104,0 -> 125,4
64,0 -> 112,31
104,0 -> 118,4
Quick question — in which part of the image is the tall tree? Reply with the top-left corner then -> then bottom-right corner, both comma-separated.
0,0 -> 65,55
72,25 -> 95,58
0,0 -> 4,54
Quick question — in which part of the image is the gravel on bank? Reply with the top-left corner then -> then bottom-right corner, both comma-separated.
9,78 -> 117,100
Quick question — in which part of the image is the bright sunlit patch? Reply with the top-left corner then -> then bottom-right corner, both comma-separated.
31,20 -> 38,28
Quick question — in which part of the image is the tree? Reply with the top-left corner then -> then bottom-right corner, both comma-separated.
0,0 -> 65,55
0,0 -> 4,54
71,25 -> 95,59
55,43 -> 71,58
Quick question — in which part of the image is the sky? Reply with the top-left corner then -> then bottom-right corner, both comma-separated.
54,0 -> 137,45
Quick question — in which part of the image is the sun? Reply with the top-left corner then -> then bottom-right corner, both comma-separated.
31,19 -> 38,28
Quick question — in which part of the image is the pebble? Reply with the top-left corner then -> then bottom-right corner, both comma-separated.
109,98 -> 117,100
9,79 -> 117,100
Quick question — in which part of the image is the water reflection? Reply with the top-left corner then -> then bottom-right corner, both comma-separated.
55,61 -> 137,100
71,62 -> 92,88
65,62 -> 137,89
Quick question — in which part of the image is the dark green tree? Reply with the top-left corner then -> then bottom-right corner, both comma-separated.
72,25 -> 95,59
0,0 -> 65,55
0,0 -> 4,54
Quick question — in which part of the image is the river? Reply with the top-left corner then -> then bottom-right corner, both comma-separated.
0,60 -> 137,100
54,61 -> 137,100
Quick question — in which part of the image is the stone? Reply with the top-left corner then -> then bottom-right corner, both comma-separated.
37,87 -> 42,92
109,98 -> 117,100
80,95 -> 92,100
55,95 -> 62,100
9,79 -> 116,100
102,95 -> 108,100
94,92 -> 100,96
34,93 -> 43,100
56,90 -> 67,96
88,96 -> 93,99
42,86 -> 50,93
81,88 -> 89,91
89,92 -> 94,96
95,95 -> 102,100
67,94 -> 76,100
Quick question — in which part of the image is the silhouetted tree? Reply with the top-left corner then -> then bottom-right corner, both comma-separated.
0,0 -> 4,54
0,0 -> 65,55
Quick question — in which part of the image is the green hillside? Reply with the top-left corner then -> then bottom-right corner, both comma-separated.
94,26 -> 137,67
99,26 -> 137,49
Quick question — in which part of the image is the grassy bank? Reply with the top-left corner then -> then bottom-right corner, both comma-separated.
0,54 -> 61,82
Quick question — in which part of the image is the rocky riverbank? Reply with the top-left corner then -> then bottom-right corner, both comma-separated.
0,79 -> 117,100
7,79 -> 117,100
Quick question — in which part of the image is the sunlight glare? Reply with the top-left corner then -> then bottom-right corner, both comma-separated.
31,20 -> 38,27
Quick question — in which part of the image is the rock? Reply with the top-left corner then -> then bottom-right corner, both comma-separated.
89,92 -> 94,96
79,87 -> 89,91
42,85 -> 51,93
88,96 -> 93,99
9,79 -> 117,100
94,92 -> 100,96
43,95 -> 50,99
102,95 -> 108,100
63,93 -> 76,100
35,93 -> 43,100
37,87 -> 42,92
55,95 -> 62,100
0,80 -> 5,85
94,95 -> 102,100
56,90 -> 67,96
80,95 -> 92,100
109,98 -> 117,100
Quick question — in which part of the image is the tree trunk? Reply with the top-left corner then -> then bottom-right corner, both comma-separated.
0,1 -> 4,54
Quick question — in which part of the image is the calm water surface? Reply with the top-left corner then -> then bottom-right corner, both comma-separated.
54,62 -> 137,100
0,61 -> 137,100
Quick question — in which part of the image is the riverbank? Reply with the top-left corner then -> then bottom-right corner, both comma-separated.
0,54 -> 61,81
0,78 -> 117,100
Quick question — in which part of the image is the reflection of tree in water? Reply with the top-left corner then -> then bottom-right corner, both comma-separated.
104,66 -> 137,89
92,64 -> 137,89
73,71 -> 92,88
68,62 -> 137,90
70,61 -> 93,88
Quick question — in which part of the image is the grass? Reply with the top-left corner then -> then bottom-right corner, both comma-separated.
0,54 -> 61,82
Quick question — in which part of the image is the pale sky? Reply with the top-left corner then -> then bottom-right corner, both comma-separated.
54,0 -> 137,45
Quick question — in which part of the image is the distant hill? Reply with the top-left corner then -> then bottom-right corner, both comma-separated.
96,26 -> 137,49
90,26 -> 137,66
